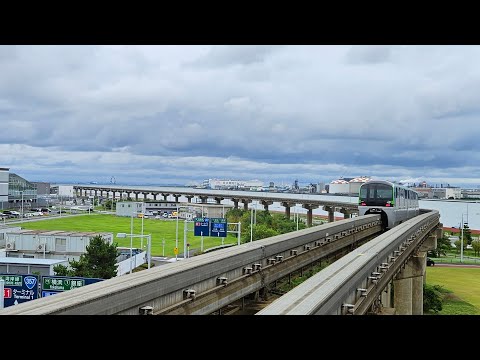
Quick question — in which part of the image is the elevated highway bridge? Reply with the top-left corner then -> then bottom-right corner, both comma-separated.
72,185 -> 358,226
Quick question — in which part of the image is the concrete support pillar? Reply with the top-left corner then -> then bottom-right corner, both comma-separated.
232,198 -> 239,209
126,192 -> 131,200
200,196 -> 208,204
393,277 -> 413,315
302,204 -> 319,227
412,275 -> 424,315
394,252 -> 426,315
174,194 -> 180,203
162,193 -> 169,201
323,206 -> 335,222
153,193 -> 157,201
135,192 -> 139,201
261,200 -> 273,211
186,195 -> 193,203
241,199 -> 251,211
340,208 -> 353,219
214,197 -> 224,205
281,202 -> 295,219
94,190 -> 97,197
142,192 -> 149,201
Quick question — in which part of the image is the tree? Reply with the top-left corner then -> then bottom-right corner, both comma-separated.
104,199 -> 114,210
472,239 -> 480,257
53,264 -> 74,276
55,235 -> 118,279
462,224 -> 473,245
429,234 -> 452,258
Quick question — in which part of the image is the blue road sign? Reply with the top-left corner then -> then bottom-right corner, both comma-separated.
0,274 -> 39,307
210,218 -> 227,237
194,217 -> 210,236
41,276 -> 103,296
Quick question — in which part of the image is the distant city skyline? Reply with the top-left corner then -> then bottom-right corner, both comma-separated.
2,46 -> 480,188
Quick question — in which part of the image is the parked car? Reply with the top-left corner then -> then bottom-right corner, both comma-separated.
426,258 -> 435,266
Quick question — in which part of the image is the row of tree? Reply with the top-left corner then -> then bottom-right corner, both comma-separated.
225,208 -> 307,243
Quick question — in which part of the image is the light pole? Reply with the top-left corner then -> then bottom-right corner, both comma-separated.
20,191 -> 24,222
175,204 -> 179,261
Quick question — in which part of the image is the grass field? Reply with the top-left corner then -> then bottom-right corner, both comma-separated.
19,214 -> 238,257
426,267 -> 480,315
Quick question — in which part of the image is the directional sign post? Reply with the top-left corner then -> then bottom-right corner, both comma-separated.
210,218 -> 227,245
41,276 -> 103,297
0,274 -> 39,307
194,217 -> 210,237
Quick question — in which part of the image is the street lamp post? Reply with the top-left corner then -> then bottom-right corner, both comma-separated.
175,204 -> 179,261
20,191 -> 24,222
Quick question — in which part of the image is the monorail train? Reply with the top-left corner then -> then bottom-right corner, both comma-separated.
358,180 -> 419,230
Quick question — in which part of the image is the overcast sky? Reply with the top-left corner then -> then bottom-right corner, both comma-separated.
1,45 -> 480,187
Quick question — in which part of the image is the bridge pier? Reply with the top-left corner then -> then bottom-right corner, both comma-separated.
261,200 -> 273,211
340,208 -> 354,219
281,202 -> 296,219
153,193 -> 158,201
231,198 -> 239,209
303,204 -> 319,227
215,197 -> 224,205
173,194 -> 181,202
241,199 -> 251,211
394,252 -> 428,315
186,195 -> 194,203
200,196 -> 208,204
323,206 -> 335,222
162,193 -> 169,201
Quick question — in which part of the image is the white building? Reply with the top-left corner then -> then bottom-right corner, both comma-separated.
4,230 -> 113,262
348,176 -> 370,195
206,179 -> 264,190
0,257 -> 68,276
116,201 -> 146,217
51,185 -> 75,198
329,179 -> 350,194
432,187 -> 462,199
0,225 -> 22,248
0,167 -> 8,204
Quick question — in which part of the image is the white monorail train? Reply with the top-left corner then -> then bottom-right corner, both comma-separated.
358,180 -> 419,230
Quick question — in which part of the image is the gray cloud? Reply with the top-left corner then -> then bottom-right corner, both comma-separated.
1,45 -> 480,187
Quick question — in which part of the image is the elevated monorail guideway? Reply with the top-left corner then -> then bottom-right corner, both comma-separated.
0,215 -> 382,315
257,210 -> 441,315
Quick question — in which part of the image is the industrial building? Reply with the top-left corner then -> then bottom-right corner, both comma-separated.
202,179 -> 264,190
0,167 -> 38,210
328,177 -> 371,195
4,230 -> 113,262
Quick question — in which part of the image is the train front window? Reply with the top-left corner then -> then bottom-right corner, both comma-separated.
359,184 -> 393,206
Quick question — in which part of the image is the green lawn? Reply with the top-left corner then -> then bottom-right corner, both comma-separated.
426,267 -> 480,314
19,214 -> 238,257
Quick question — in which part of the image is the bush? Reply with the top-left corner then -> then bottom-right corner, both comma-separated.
424,284 -> 443,313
